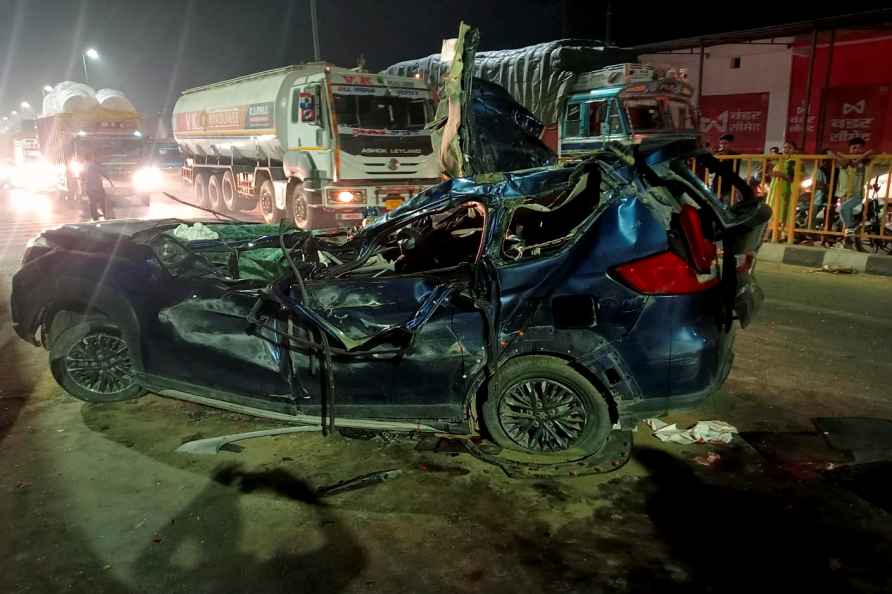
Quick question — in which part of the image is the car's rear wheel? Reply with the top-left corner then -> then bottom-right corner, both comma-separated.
49,313 -> 145,403
207,174 -> 223,212
482,356 -> 611,457
193,172 -> 209,208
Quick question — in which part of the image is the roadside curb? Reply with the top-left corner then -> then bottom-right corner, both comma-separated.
758,243 -> 892,276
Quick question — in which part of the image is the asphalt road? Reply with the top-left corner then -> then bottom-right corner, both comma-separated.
2,192 -> 892,593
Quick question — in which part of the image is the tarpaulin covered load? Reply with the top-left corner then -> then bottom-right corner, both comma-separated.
383,39 -> 634,126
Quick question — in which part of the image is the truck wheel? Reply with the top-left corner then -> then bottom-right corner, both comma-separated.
221,170 -> 239,212
258,179 -> 283,224
288,185 -> 310,229
482,355 -> 612,458
48,313 -> 146,403
194,173 -> 209,208
207,174 -> 223,211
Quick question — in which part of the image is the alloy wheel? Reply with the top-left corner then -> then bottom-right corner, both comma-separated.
498,379 -> 588,452
65,333 -> 136,395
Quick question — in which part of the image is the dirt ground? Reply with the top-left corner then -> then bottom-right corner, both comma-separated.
3,260 -> 892,593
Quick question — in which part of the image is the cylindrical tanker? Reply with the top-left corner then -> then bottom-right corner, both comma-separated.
172,65 -> 297,162
172,63 -> 441,230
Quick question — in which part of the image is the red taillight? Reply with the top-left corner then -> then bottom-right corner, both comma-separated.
613,251 -> 720,295
678,205 -> 716,273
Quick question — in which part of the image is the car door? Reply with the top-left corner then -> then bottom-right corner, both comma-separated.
286,271 -> 476,419
140,276 -> 293,403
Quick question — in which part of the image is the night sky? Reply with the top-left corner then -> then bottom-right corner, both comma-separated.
0,0 -> 889,117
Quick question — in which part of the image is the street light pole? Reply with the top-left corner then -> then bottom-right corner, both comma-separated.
310,0 -> 320,61
82,48 -> 99,84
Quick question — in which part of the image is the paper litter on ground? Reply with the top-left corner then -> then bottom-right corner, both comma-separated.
643,418 -> 738,445
173,222 -> 219,241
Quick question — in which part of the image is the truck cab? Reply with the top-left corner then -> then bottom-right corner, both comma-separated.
282,69 -> 438,226
559,64 -> 699,160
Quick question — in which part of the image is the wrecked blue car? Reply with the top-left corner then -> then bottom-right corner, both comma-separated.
10,141 -> 769,465
10,40 -> 770,465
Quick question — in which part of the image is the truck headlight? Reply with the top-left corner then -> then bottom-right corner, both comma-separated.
68,160 -> 83,178
133,166 -> 163,193
328,189 -> 366,205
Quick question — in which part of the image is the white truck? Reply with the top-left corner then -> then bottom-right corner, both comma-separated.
173,64 -> 441,227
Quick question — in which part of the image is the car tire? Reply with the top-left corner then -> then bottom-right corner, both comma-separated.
258,179 -> 283,224
482,355 -> 611,457
194,172 -> 209,209
48,313 -> 146,403
288,184 -> 311,229
207,174 -> 223,212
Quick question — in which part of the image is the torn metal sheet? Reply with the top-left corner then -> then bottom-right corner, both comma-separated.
428,22 -> 556,178
176,425 -> 323,455
385,39 -> 634,127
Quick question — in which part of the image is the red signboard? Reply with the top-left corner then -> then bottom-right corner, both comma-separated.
820,85 -> 889,152
699,92 -> 769,153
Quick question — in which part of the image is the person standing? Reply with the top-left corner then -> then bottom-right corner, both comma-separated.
716,133 -> 737,156
830,137 -> 873,249
81,152 -> 114,221
712,133 -> 740,202
766,141 -> 797,240
807,153 -> 830,232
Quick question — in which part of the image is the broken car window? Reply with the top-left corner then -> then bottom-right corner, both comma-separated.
347,203 -> 487,277
502,166 -> 602,261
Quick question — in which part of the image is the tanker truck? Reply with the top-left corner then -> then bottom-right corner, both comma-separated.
173,64 -> 441,228
36,83 -> 152,204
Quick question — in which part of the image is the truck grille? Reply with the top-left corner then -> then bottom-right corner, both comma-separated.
363,159 -> 424,176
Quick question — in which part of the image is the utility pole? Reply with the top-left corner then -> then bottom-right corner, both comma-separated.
310,0 -> 321,61
604,0 -> 613,46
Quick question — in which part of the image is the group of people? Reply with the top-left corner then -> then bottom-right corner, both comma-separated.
712,133 -> 876,248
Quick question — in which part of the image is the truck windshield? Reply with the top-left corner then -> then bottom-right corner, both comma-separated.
624,99 -> 666,131
79,137 -> 146,162
668,99 -> 695,130
334,94 -> 428,130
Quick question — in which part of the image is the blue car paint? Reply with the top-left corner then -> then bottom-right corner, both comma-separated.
10,146 -> 765,433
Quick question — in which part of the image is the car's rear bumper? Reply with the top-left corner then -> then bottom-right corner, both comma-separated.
616,333 -> 735,427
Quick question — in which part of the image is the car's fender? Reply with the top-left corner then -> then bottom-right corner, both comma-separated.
45,276 -> 144,372
463,326 -> 642,429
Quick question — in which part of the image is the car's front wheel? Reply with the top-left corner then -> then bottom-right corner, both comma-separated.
49,313 -> 146,403
482,356 -> 611,457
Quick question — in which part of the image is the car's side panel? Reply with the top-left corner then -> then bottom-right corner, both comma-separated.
145,284 -> 293,399
286,276 -> 474,416
493,198 -> 674,398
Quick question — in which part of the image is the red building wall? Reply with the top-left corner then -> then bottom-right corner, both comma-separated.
787,31 -> 892,153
